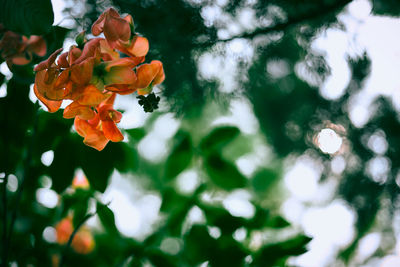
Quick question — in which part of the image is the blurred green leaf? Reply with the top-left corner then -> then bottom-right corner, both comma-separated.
252,234 -> 312,267
0,0 -> 54,35
126,128 -> 146,143
200,126 -> 240,154
97,202 -> 119,235
251,168 -> 280,194
204,153 -> 247,190
165,131 -> 193,180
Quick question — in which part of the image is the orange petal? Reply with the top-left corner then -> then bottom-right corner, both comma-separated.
76,84 -> 110,106
117,36 -> 149,57
102,120 -> 124,142
74,38 -> 101,65
74,117 -> 109,151
34,84 -> 62,113
70,58 -> 94,85
134,60 -> 164,89
35,69 -> 65,101
27,36 -> 47,57
11,55 -> 31,65
98,104 -> 122,122
104,57 -> 142,71
104,66 -> 136,85
57,52 -> 69,68
99,39 -> 119,61
63,101 -> 96,120
34,48 -> 63,71
105,84 -> 137,95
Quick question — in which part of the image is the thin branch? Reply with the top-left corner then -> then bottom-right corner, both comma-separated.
5,102 -> 40,265
1,173 -> 8,267
59,202 -> 110,267
198,0 -> 353,47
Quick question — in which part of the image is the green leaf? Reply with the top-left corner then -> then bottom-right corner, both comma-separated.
200,126 -> 240,154
165,131 -> 193,180
0,0 -> 54,35
126,128 -> 146,143
252,234 -> 312,266
97,202 -> 119,235
251,168 -> 280,194
204,153 -> 247,190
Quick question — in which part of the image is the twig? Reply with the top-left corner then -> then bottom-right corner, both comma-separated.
5,102 -> 40,265
198,0 -> 353,47
2,173 -> 8,267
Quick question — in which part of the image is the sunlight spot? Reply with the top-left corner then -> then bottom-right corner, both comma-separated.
223,190 -> 255,218
160,238 -> 181,255
0,83 -> 7,98
284,156 -> 322,201
347,0 -> 371,20
108,191 -> 141,237
138,133 -> 168,163
42,226 -> 57,243
176,170 -> 200,194
233,227 -> 247,242
236,155 -> 258,177
365,156 -> 390,184
39,175 -> 52,189
36,188 -> 59,208
380,255 -> 400,267
368,130 -> 388,155
301,200 -> 355,247
0,62 -> 12,79
153,113 -> 180,139
331,156 -> 346,174
355,232 -> 381,262
7,174 -> 18,193
208,226 -> 221,239
187,206 -> 206,224
267,59 -> 290,79
41,150 -> 54,167
281,197 -> 305,224
317,128 -> 343,154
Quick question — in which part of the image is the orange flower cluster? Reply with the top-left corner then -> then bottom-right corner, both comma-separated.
34,8 -> 165,151
0,25 -> 46,66
55,216 -> 95,254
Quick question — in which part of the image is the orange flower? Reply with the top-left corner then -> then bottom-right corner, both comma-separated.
71,172 -> 90,189
54,216 -> 95,254
0,31 -> 46,66
33,8 -> 165,151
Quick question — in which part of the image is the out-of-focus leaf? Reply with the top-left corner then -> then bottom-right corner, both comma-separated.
251,168 -> 280,194
97,201 -> 119,235
200,126 -> 240,154
0,0 -> 54,35
80,142 -> 131,192
252,234 -> 312,267
371,0 -> 400,16
48,136 -> 78,193
204,153 -> 247,190
201,204 -> 245,235
165,131 -> 193,180
126,128 -> 146,143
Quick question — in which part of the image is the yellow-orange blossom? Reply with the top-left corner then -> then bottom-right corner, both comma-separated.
34,8 -> 165,151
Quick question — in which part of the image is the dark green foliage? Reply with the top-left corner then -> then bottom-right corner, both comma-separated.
4,0 -> 400,266
165,131 -> 193,180
0,0 -> 54,35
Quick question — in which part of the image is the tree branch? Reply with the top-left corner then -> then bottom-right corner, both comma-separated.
198,0 -> 353,47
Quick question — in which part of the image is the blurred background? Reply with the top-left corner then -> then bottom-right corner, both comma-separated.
1,0 -> 400,266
